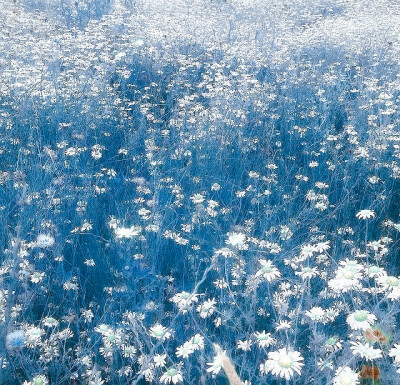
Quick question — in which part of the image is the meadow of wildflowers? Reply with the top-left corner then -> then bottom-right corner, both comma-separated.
2,0 -> 400,384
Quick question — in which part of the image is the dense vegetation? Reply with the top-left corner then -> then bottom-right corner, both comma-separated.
2,0 -> 400,384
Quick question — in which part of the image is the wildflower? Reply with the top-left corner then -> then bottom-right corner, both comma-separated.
187,334 -> 204,350
122,345 -> 137,358
176,342 -> 194,358
315,201 -> 327,211
367,265 -> 385,278
237,339 -> 252,351
153,354 -> 167,367
149,324 -> 171,340
253,331 -> 275,348
389,344 -> 400,363
339,259 -> 363,272
114,226 -> 141,239
30,271 -> 45,283
26,327 -> 44,346
279,225 -> 293,240
43,317 -> 59,327
325,336 -> 342,352
328,266 -> 363,292
207,355 -> 223,375
160,367 -> 183,384
64,147 -> 78,156
260,347 -> 304,380
36,234 -> 55,248
63,280 -> 78,291
296,266 -> 318,280
226,232 -> 248,249
170,291 -> 199,313
190,193 -> 205,204
32,375 -> 48,385
255,259 -> 281,282
95,324 -> 110,335
103,329 -> 121,345
317,358 -> 334,371
356,210 -> 375,219
350,341 -> 382,360
276,320 -> 292,331
99,343 -> 113,358
215,247 -> 236,258
300,244 -> 316,258
57,328 -> 73,340
333,366 -> 359,385
91,145 -> 103,160
197,298 -> 217,318
347,310 -> 376,330
305,307 -> 325,322
376,274 -> 400,290
141,363 -> 155,382
269,243 -> 282,254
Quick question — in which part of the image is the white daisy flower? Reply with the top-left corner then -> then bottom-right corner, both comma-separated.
26,327 -> 44,345
376,274 -> 400,300
226,232 -> 248,250
325,336 -> 342,352
376,275 -> 400,291
176,342 -> 194,358
305,307 -> 325,322
43,317 -> 59,328
36,234 -> 55,248
188,334 -> 204,351
296,266 -> 318,280
328,267 -> 363,293
114,226 -> 141,239
253,331 -> 275,348
367,265 -> 386,278
350,341 -> 382,360
160,367 -> 183,384
31,375 -> 48,385
300,244 -> 316,258
346,310 -> 376,330
190,193 -> 205,204
317,358 -> 334,371
153,354 -> 167,367
255,259 -> 281,282
122,345 -> 137,358
170,291 -> 199,313
260,347 -> 304,380
339,259 -> 363,272
356,209 -> 375,219
207,355 -> 223,375
197,298 -> 217,318
333,366 -> 359,385
276,320 -> 292,331
389,344 -> 400,362
237,339 -> 252,351
149,324 -> 171,340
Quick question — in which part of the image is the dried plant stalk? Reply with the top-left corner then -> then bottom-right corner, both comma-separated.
213,344 -> 243,385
